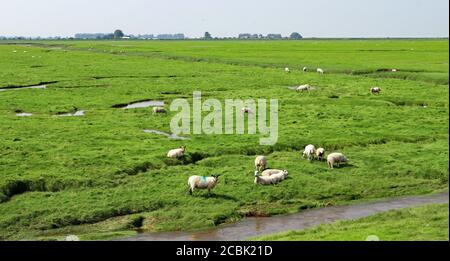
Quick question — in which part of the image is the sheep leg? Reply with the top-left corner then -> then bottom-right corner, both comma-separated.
188,187 -> 193,195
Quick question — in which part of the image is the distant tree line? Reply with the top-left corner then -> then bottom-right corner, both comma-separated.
1,30 -> 304,40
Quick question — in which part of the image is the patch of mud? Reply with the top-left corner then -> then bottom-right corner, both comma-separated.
143,129 -> 190,140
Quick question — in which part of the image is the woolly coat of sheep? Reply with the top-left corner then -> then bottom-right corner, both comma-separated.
370,87 -> 381,94
255,156 -> 268,172
327,152 -> 348,169
296,84 -> 310,92
167,146 -> 185,158
303,144 -> 316,161
188,175 -> 218,195
254,170 -> 288,185
153,107 -> 167,113
316,148 -> 325,161
261,169 -> 287,177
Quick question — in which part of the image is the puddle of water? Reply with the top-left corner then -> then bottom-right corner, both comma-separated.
58,110 -> 85,117
118,192 -> 448,241
16,113 -> 33,117
143,129 -> 190,140
123,101 -> 165,109
0,85 -> 47,92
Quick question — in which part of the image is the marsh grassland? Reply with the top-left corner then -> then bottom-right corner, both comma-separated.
0,39 -> 448,240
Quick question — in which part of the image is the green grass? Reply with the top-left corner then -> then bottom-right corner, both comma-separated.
0,39 -> 448,240
251,203 -> 449,241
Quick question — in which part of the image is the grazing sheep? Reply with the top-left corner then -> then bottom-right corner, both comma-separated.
370,87 -> 381,94
241,107 -> 253,114
302,144 -> 316,161
167,146 -> 186,158
303,67 -> 308,72
188,175 -> 220,196
152,107 -> 167,113
255,156 -> 268,172
317,68 -> 324,74
296,84 -> 310,92
285,67 -> 290,73
392,68 -> 398,72
327,152 -> 348,169
254,170 -> 288,185
316,148 -> 325,161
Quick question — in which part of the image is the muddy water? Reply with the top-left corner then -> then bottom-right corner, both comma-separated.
143,129 -> 190,140
0,85 -> 47,92
119,192 -> 448,241
123,101 -> 165,109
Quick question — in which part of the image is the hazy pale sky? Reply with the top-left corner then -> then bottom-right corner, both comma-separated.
1,0 -> 448,37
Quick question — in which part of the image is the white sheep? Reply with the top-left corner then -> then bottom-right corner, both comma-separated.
392,68 -> 398,72
167,146 -> 186,158
241,107 -> 253,114
261,169 -> 285,176
317,68 -> 324,74
296,84 -> 310,92
255,156 -> 267,172
188,175 -> 220,196
327,152 -> 348,169
315,147 -> 325,161
285,67 -> 290,73
153,107 -> 167,113
254,170 -> 288,185
303,67 -> 308,72
302,144 -> 316,161
370,87 -> 381,94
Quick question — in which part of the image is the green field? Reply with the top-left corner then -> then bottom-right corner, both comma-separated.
0,39 -> 448,240
252,203 -> 449,241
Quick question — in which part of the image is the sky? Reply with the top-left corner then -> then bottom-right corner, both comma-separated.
1,0 -> 448,38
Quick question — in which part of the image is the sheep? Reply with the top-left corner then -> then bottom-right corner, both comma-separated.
303,67 -> 308,72
167,146 -> 186,158
315,147 -> 325,161
152,107 -> 167,113
392,68 -> 398,72
370,87 -> 381,94
285,67 -> 290,73
188,175 -> 220,196
261,169 -> 288,179
327,152 -> 348,169
317,68 -> 324,74
241,107 -> 253,114
261,168 -> 285,176
255,156 -> 267,172
302,144 -> 316,161
254,170 -> 288,185
296,84 -> 310,92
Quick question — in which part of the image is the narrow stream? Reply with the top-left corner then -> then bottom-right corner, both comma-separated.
0,84 -> 47,92
123,100 -> 165,109
118,192 -> 448,241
